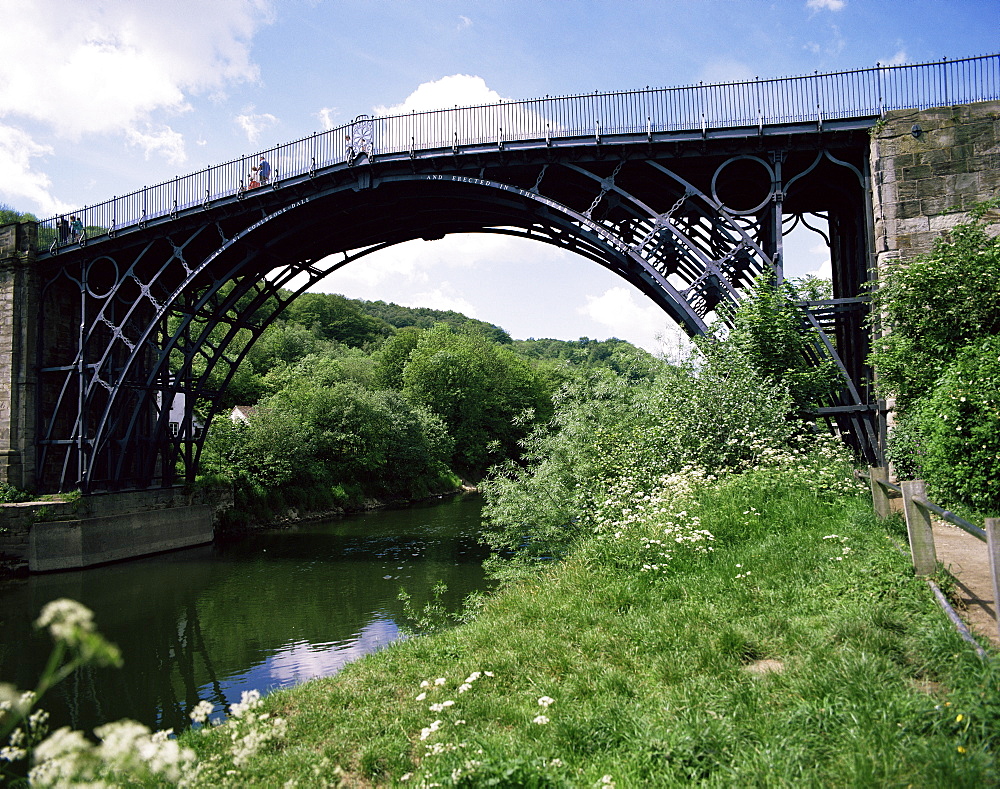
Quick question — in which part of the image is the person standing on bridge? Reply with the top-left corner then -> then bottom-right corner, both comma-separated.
253,156 -> 271,185
69,215 -> 83,242
58,217 -> 69,244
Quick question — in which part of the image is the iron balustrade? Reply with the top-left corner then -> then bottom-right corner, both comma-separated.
35,54 -> 1000,253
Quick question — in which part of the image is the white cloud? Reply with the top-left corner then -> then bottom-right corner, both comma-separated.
326,233 -> 505,293
409,285 -> 479,317
124,123 -> 186,165
0,0 -> 270,139
316,107 -> 341,130
578,287 -> 685,355
0,0 -> 271,213
236,111 -> 279,144
885,49 -> 909,66
700,59 -> 756,84
374,74 -> 503,115
457,15 -> 473,31
806,0 -> 845,11
0,124 -> 70,215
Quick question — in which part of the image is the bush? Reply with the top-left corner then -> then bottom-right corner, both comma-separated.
0,482 -> 31,504
907,336 -> 1000,512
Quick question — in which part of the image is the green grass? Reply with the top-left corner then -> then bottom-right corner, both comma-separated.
184,472 -> 999,787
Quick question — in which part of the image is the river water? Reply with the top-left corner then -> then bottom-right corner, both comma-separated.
0,493 -> 488,735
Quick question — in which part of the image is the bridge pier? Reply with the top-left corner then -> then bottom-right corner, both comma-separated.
0,222 -> 38,492
870,99 -> 1000,270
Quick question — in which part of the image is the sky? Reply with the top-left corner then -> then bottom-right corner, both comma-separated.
1,0 -> 997,353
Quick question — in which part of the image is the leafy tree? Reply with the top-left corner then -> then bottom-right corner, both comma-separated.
0,205 -> 39,225
905,336 -> 1000,510
402,324 -> 551,476
355,299 -> 512,343
283,292 -> 393,347
372,327 -> 422,390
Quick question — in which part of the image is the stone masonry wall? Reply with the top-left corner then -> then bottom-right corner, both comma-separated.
870,99 -> 1000,272
0,222 -> 38,490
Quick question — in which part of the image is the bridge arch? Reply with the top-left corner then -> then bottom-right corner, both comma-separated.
34,123 -> 884,493
43,161 -> 787,491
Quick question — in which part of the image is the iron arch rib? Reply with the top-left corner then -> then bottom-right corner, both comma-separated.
32,125 -> 880,491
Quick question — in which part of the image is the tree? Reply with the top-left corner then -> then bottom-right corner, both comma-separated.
283,292 -> 393,347
372,327 -> 422,390
402,324 -> 551,476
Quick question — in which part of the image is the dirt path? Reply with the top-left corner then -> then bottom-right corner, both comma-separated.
932,521 -> 999,649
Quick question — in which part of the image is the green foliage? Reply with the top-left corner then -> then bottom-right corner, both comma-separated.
0,205 -> 39,226
372,326 -> 422,390
283,292 -> 393,347
481,341 -> 803,574
716,276 -> 840,412
356,298 -> 512,343
511,336 -> 647,370
397,582 -> 459,635
868,206 -> 1000,509
868,211 -> 1000,411
0,482 -> 32,504
403,324 -> 552,476
905,336 -> 1000,511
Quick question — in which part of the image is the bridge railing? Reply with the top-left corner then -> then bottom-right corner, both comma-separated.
36,54 -> 1000,253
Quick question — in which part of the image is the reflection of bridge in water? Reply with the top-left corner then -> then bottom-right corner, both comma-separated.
4,55 -> 999,493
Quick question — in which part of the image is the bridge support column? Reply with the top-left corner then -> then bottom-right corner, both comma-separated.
0,222 -> 39,491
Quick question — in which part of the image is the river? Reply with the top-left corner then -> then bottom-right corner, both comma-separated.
0,492 -> 489,735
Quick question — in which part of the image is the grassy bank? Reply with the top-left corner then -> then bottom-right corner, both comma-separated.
182,468 -> 999,787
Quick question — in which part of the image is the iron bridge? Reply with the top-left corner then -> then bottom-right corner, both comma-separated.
29,55 -> 1000,492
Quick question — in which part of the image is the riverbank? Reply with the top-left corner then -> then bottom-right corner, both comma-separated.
182,468 -> 999,787
214,479 -> 478,538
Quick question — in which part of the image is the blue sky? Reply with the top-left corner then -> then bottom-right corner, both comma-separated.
2,0 -> 997,351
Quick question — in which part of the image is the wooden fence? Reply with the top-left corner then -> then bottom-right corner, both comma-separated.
862,467 -> 1000,656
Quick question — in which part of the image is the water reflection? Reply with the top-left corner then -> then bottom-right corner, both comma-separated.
0,493 -> 487,734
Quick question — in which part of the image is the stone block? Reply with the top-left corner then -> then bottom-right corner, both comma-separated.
893,180 -> 918,201
929,212 -> 969,233
902,164 -> 933,180
930,159 -> 969,177
921,196 -> 962,215
894,199 -> 923,219
916,177 -> 948,199
915,147 -> 953,166
978,168 -> 1000,194
955,122 -> 997,150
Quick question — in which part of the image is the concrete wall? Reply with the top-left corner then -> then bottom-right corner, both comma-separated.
0,486 -> 233,572
28,505 -> 216,572
870,99 -> 1000,271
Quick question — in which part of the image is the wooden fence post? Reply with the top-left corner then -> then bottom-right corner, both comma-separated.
986,518 -> 1000,644
901,479 -> 937,576
869,465 -> 890,519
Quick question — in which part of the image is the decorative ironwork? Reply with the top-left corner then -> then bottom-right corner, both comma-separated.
31,54 -> 999,247
349,114 -> 375,162
29,55 -> 993,491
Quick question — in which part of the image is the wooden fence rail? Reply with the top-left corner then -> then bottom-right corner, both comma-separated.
861,466 -> 1000,654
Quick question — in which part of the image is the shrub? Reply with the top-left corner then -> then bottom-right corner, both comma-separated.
908,336 -> 1000,512
0,482 -> 31,504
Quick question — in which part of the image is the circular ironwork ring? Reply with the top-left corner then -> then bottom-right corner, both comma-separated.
710,155 -> 775,216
